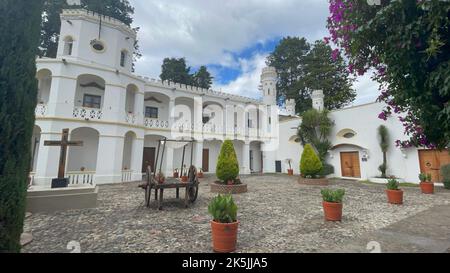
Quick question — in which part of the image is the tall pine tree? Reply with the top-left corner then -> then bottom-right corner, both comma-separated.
0,0 -> 44,252
160,58 -> 193,85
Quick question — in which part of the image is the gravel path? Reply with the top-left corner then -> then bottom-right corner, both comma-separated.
22,175 -> 450,253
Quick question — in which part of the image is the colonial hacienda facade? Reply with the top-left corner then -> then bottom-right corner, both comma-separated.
31,9 -> 280,186
31,7 -> 449,188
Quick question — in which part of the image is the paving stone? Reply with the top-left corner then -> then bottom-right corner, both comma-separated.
21,175 -> 450,253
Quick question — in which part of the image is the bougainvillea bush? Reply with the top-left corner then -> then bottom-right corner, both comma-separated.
326,0 -> 449,149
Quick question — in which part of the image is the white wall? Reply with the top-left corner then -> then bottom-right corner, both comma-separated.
275,116 -> 303,174
203,140 -> 222,173
67,127 -> 99,172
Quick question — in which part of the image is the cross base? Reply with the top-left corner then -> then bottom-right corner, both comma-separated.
51,178 -> 69,189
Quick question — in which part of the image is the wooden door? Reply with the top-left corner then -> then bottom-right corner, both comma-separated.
340,152 -> 361,178
202,149 -> 209,172
142,147 -> 156,173
419,150 -> 450,182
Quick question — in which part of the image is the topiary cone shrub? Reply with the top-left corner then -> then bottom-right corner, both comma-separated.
216,140 -> 240,184
300,144 -> 323,178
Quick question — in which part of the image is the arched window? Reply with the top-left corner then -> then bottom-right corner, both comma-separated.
120,50 -> 128,67
63,36 -> 74,56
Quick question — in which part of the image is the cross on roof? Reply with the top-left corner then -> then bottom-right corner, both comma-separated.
44,129 -> 83,179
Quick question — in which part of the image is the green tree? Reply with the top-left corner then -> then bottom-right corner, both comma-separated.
0,0 -> 44,252
327,0 -> 450,148
297,109 -> 333,162
160,57 -> 194,85
378,125 -> 389,178
193,66 -> 213,89
267,37 -> 310,108
300,144 -> 323,177
267,37 -> 355,113
216,140 -> 240,183
39,0 -> 139,60
303,40 -> 356,111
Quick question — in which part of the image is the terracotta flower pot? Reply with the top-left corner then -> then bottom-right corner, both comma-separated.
173,172 -> 179,179
386,189 -> 403,205
227,180 -> 234,186
211,221 -> 239,253
198,172 -> 204,178
181,176 -> 188,183
420,182 -> 434,194
322,201 -> 343,221
288,169 -> 294,176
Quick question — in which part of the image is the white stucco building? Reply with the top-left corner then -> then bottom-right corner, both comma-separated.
31,6 -> 448,188
31,8 -> 280,187
276,90 -> 449,184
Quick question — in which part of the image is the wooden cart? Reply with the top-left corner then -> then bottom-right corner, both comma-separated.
141,138 -> 199,210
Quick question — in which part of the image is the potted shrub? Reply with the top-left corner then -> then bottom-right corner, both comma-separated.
286,159 -> 294,176
208,194 -> 239,253
173,168 -> 179,178
298,144 -> 328,185
386,178 -> 403,205
321,189 -> 345,221
198,168 -> 204,178
216,140 -> 239,185
441,164 -> 450,190
156,172 -> 165,184
419,173 -> 434,194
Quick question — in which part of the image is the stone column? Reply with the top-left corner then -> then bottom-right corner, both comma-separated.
95,135 -> 124,184
242,142 -> 250,175
34,131 -> 62,187
193,96 -> 203,140
130,137 -> 144,181
168,98 -> 175,135
47,75 -> 77,118
134,92 -> 145,125
103,84 -> 126,122
165,145 -> 174,177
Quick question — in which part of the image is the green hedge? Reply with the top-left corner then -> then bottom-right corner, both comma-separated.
216,140 -> 240,182
300,144 -> 323,177
441,164 -> 450,190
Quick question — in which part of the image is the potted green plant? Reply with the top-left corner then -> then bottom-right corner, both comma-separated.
321,189 -> 345,221
419,173 -> 434,194
286,159 -> 294,176
173,168 -> 179,178
386,178 -> 403,205
208,194 -> 239,253
298,144 -> 328,185
441,164 -> 450,190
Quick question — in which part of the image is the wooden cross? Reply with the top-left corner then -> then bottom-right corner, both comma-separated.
44,129 -> 83,179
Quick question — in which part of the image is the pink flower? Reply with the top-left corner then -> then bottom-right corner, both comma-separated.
331,49 -> 340,61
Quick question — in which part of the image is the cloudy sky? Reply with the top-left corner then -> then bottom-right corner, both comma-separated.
129,0 -> 380,105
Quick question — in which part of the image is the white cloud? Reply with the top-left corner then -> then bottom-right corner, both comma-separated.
214,53 -> 268,99
129,0 -> 380,105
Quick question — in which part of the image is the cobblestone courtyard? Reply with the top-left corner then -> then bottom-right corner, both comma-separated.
23,175 -> 450,253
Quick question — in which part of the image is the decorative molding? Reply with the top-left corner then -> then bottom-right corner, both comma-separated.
80,82 -> 105,90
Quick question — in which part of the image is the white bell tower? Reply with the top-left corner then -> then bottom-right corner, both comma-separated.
312,90 -> 325,111
260,67 -> 277,106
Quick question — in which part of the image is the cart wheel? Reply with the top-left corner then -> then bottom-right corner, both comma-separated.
188,183 -> 199,203
145,184 -> 153,207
